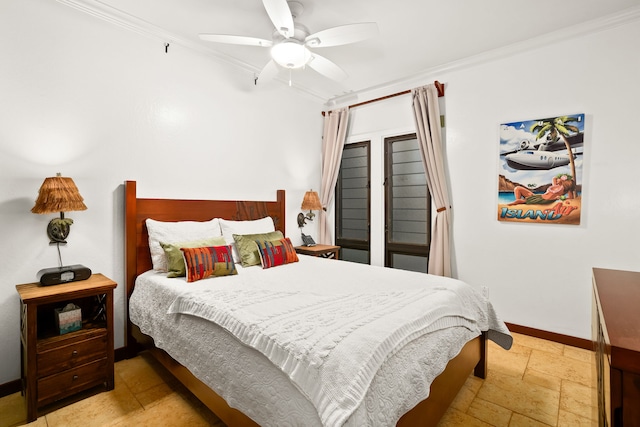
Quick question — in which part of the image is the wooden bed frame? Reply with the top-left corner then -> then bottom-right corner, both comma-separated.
124,180 -> 487,426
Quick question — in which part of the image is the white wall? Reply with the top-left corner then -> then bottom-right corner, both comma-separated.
0,0 -> 322,384
345,17 -> 640,341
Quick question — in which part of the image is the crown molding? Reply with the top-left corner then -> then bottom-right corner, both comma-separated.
326,5 -> 640,108
55,0 -> 327,103
56,1 -> 640,107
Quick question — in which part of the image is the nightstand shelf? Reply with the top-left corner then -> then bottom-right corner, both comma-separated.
295,244 -> 340,259
16,273 -> 117,422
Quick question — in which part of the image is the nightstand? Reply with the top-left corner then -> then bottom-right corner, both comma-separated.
295,244 -> 340,260
16,273 -> 117,422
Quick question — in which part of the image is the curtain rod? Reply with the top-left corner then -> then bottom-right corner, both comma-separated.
322,80 -> 444,116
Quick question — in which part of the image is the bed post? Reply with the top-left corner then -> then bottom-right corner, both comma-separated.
276,189 -> 285,236
474,331 -> 488,378
124,180 -> 138,358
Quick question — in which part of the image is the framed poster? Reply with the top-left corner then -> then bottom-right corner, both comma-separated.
498,114 -> 585,225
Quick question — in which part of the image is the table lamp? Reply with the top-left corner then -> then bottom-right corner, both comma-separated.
32,173 -> 91,285
297,190 -> 322,246
32,173 -> 87,243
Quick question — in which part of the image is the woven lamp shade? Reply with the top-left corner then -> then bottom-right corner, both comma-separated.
301,191 -> 322,211
32,174 -> 87,214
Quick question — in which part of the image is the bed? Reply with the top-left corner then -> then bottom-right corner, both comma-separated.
124,180 -> 511,426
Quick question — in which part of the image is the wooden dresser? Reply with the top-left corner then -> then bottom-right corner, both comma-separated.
592,268 -> 640,426
16,274 -> 116,422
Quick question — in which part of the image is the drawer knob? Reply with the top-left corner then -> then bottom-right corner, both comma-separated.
72,350 -> 78,356
72,375 -> 79,381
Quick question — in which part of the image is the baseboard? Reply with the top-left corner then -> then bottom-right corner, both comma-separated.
0,379 -> 21,398
115,346 -> 128,363
506,322 -> 593,350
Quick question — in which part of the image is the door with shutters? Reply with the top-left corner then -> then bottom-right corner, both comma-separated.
335,141 -> 370,264
384,134 -> 431,272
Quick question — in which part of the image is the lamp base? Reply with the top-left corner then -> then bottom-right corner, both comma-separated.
297,211 -> 315,228
47,217 -> 74,244
297,212 -> 305,228
37,264 -> 92,286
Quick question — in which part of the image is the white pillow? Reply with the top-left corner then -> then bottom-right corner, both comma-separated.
219,217 -> 275,261
146,218 -> 222,272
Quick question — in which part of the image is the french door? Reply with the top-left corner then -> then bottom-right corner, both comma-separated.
335,141 -> 370,264
384,134 -> 431,272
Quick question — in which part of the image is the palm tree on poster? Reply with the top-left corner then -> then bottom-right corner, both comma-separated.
530,116 -> 581,198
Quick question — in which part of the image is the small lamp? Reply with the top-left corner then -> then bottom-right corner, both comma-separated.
32,173 -> 92,286
297,190 -> 322,246
297,190 -> 322,228
32,173 -> 87,244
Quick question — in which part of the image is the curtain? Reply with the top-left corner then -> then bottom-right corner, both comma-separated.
319,108 -> 349,244
412,84 -> 452,277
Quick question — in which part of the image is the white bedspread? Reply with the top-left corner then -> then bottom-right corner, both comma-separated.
130,255 -> 511,426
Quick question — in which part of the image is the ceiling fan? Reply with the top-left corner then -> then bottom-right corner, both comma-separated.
199,0 -> 378,84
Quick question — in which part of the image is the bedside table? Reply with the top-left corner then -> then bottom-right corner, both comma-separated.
295,244 -> 340,260
16,273 -> 117,422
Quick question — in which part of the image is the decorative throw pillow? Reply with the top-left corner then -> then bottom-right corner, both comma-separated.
256,238 -> 299,269
219,217 -> 275,261
233,231 -> 284,267
161,237 -> 226,278
181,245 -> 237,283
146,218 -> 222,272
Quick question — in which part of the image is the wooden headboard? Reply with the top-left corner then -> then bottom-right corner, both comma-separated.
124,180 -> 285,350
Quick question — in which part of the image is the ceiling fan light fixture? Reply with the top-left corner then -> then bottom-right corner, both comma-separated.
200,0 -> 377,83
271,40 -> 310,69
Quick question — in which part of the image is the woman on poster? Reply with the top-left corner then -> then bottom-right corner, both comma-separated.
508,174 -> 575,206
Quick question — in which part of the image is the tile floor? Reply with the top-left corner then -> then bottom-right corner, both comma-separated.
0,332 -> 597,427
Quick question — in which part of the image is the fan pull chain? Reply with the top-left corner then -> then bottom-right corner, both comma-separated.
288,69 -> 292,87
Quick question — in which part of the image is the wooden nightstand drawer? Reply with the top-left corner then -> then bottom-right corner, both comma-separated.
37,358 -> 108,406
37,332 -> 107,378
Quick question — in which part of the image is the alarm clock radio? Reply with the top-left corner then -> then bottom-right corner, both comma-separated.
36,264 -> 92,286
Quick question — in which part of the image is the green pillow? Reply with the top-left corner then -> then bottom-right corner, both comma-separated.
161,237 -> 226,277
233,231 -> 284,267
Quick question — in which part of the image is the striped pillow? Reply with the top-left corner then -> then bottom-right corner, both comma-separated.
256,238 -> 299,269
161,237 -> 226,278
181,245 -> 237,282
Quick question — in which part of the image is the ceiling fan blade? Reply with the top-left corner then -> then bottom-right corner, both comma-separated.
305,22 -> 378,48
199,34 -> 273,47
307,53 -> 348,81
257,60 -> 279,83
262,0 -> 294,38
